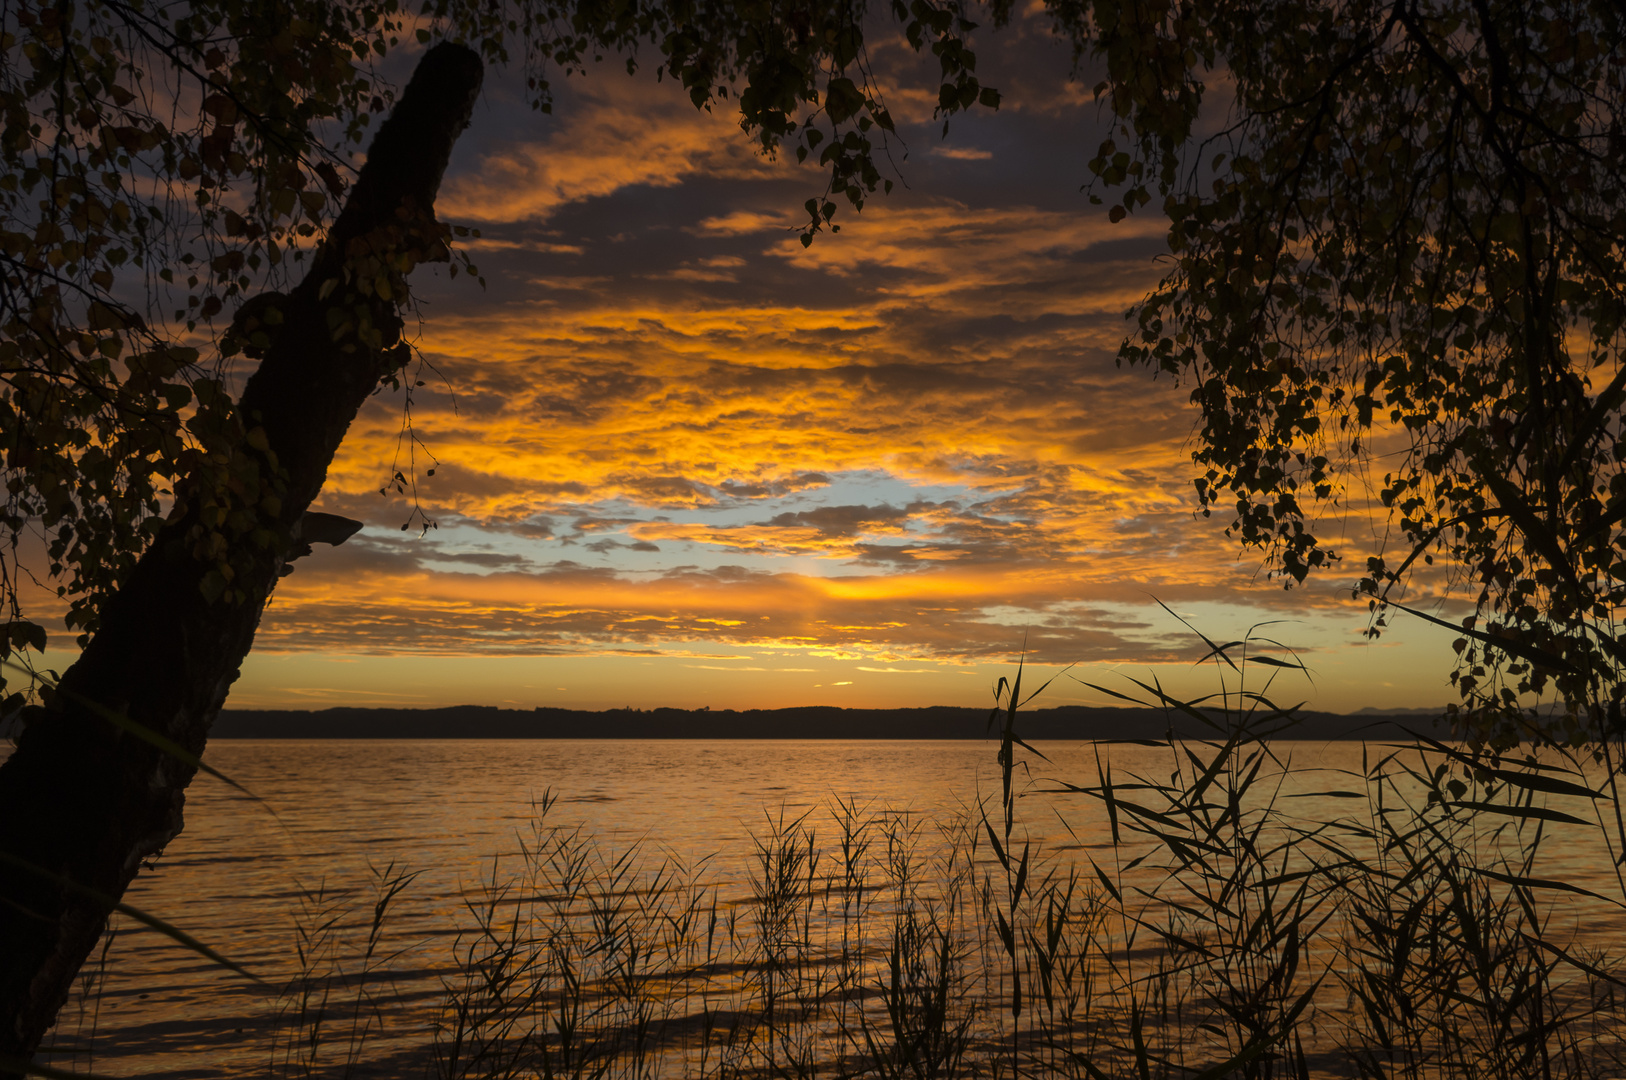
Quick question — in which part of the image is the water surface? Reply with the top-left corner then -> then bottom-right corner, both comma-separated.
26,738 -> 1625,1077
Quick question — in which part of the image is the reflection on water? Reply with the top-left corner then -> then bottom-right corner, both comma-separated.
42,739 -> 1038,1077
23,738 -> 1626,1078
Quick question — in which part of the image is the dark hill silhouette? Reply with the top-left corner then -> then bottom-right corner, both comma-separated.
211,704 -> 1438,740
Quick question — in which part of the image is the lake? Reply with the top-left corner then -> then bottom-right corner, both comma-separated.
24,738 -> 1626,1079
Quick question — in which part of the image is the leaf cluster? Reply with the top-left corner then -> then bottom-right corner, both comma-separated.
1061,0 -> 1626,735
0,0 -> 427,667
430,0 -> 1007,241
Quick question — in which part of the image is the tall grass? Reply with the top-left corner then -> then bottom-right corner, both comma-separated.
1044,623 -> 1626,1080
425,795 -> 997,1080
269,861 -> 419,1079
41,632 -> 1626,1079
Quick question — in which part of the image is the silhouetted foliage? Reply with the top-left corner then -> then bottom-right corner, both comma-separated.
1057,0 -> 1626,742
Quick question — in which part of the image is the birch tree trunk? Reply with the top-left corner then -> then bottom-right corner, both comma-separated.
0,42 -> 483,1071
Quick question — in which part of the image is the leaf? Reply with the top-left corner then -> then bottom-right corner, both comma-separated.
1246,654 -> 1306,670
1386,601 -> 1579,674
1074,680 -> 1150,708
1475,867 -> 1624,906
1451,800 -> 1591,826
1487,769 -> 1605,800
2,620 -> 47,653
315,161 -> 347,196
994,908 -> 1015,955
823,77 -> 865,124
982,811 -> 1010,871
1521,931 -> 1626,987
1096,751 -> 1121,845
1409,732 -> 1602,797
1087,858 -> 1122,904
1156,598 -> 1241,673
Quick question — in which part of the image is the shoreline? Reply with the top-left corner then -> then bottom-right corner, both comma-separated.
211,703 -> 1440,740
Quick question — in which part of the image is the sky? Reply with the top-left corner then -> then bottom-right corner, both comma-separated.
136,16 -> 1465,712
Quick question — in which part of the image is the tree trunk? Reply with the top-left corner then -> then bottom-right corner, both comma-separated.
0,42 -> 483,1071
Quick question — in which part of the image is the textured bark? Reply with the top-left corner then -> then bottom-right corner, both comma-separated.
0,42 -> 483,1071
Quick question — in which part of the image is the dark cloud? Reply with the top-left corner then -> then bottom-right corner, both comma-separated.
847,542 -> 970,566
713,472 -> 831,499
421,550 -> 535,569
765,504 -> 912,536
531,365 -> 667,422
571,514 -> 643,533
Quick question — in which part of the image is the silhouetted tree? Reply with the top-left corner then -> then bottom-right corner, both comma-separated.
1054,0 -> 1625,743
0,40 -> 484,1068
0,0 -> 996,1065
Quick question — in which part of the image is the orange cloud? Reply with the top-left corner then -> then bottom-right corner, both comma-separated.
238,55 -> 1410,705
438,77 -> 773,224
258,548 -> 1201,664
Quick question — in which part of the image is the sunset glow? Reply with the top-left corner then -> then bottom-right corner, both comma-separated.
208,22 -> 1459,713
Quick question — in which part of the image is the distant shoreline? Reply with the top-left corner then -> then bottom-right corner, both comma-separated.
212,704 -> 1443,740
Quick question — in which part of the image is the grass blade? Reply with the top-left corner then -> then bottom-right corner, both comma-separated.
1451,801 -> 1592,826
0,852 -> 265,987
